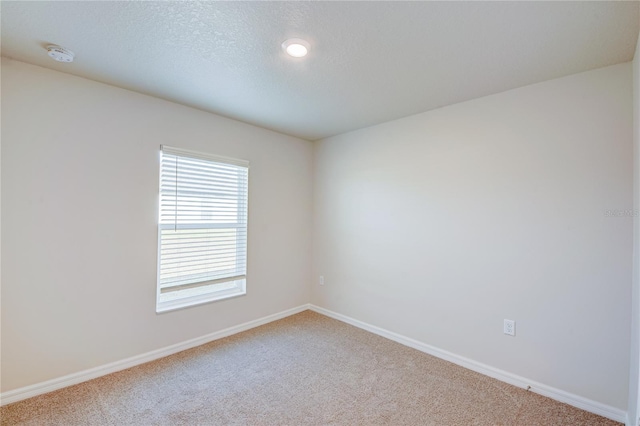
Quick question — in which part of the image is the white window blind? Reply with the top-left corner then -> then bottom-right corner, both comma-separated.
157,145 -> 249,312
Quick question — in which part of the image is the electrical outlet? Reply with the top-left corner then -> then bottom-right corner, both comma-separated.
504,319 -> 515,336
319,276 -> 325,286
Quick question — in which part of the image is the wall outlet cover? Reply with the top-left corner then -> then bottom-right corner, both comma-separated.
504,319 -> 515,336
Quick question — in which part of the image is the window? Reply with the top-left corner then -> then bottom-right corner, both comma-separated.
157,145 -> 249,313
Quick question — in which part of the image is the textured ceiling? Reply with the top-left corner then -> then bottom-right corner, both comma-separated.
1,1 -> 638,141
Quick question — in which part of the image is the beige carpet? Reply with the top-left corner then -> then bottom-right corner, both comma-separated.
0,310 -> 620,425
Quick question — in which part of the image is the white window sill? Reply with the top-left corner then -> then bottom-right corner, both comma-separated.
156,286 -> 246,314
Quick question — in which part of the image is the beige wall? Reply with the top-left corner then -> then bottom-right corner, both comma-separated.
312,63 -> 633,410
0,59 -> 313,392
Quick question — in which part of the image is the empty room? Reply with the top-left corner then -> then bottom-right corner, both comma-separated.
1,1 -> 639,425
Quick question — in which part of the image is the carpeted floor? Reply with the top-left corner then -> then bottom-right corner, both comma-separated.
0,310 -> 620,425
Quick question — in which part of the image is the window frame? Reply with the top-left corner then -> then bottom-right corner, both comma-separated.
156,145 -> 249,313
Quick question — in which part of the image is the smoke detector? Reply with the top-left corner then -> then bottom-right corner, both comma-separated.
46,45 -> 74,63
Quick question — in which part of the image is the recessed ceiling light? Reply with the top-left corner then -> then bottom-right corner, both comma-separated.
282,38 -> 310,58
46,45 -> 74,63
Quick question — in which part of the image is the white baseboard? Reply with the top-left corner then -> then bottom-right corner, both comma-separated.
0,303 -> 311,406
309,304 -> 628,425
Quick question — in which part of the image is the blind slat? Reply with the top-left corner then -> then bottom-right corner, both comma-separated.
160,258 -> 246,274
161,250 -> 247,263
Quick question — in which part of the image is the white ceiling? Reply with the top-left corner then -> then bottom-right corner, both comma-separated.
2,1 -> 638,141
